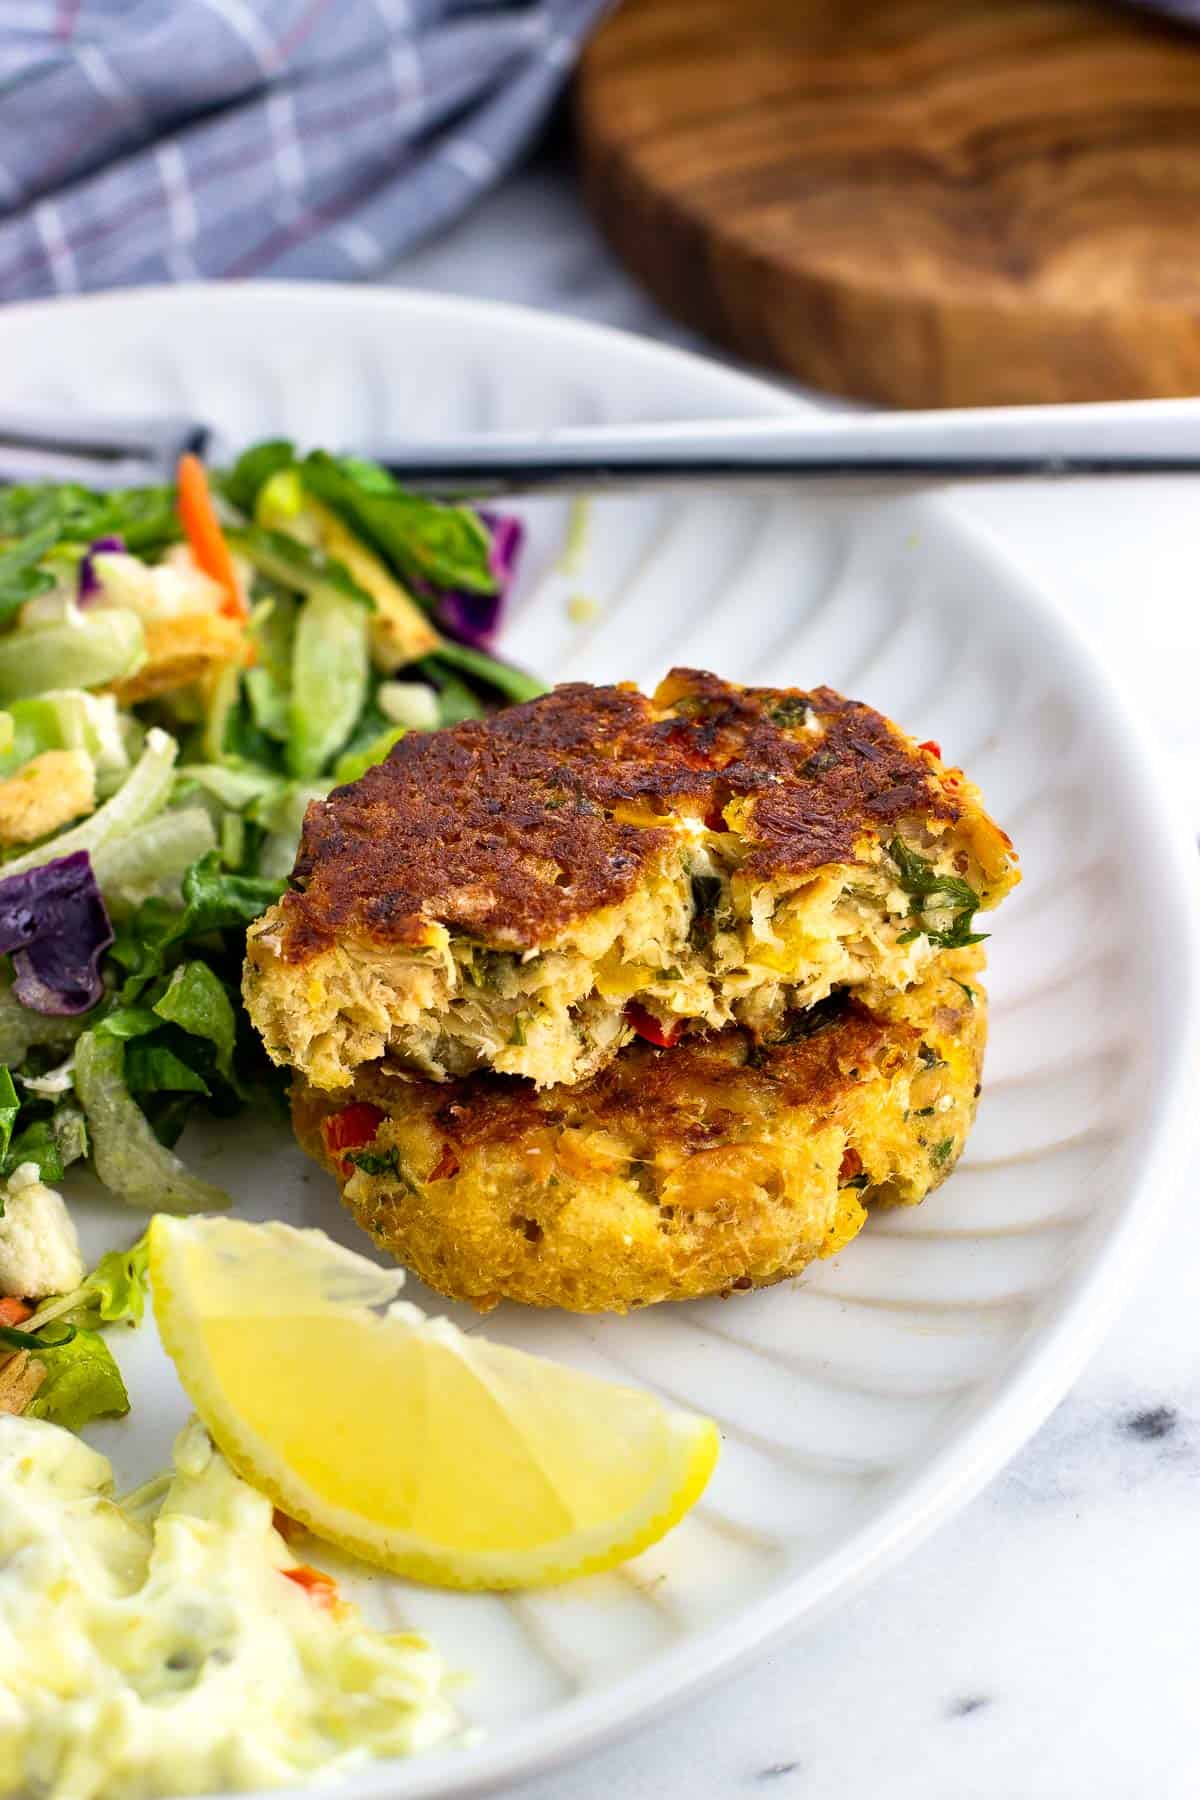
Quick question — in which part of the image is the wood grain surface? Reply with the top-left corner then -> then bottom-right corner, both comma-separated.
576,0 -> 1200,405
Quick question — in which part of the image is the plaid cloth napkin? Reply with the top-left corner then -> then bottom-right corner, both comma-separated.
0,0 -> 609,301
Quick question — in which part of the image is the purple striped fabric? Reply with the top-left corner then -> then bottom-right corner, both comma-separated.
0,0 -> 610,300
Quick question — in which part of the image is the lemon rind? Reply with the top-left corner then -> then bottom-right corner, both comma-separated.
149,1216 -> 720,1591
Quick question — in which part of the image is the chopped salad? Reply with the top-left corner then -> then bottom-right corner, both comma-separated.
0,442 -> 538,1434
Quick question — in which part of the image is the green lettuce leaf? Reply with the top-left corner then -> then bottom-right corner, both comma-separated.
0,1079 -> 87,1191
175,852 -> 286,940
0,606 -> 145,705
91,807 -> 218,919
83,1233 -> 150,1327
302,452 -> 496,595
124,1041 -> 210,1097
424,640 -> 545,706
49,1102 -> 88,1172
245,591 -> 297,743
115,852 -> 284,999
0,975 -> 82,1070
152,960 -> 238,1088
72,1030 -> 229,1213
94,1006 -> 163,1041
5,1118 -> 64,1184
225,523 -> 372,608
221,439 -> 297,516
422,665 -> 484,726
176,761 -> 283,813
0,525 -> 57,620
28,1231 -> 150,1335
0,1066 -> 20,1183
286,584 -> 370,778
332,724 -> 406,786
25,1328 -> 129,1431
248,779 -> 328,882
0,481 -> 178,556
0,1320 -> 69,1352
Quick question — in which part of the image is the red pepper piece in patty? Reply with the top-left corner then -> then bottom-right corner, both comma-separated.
625,1002 -> 684,1049
322,1102 -> 385,1176
428,1143 -> 461,1183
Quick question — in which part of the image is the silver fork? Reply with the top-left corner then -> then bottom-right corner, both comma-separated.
3,400 -> 1200,493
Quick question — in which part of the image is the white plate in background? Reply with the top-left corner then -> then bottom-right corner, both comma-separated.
1,285 -> 1197,1800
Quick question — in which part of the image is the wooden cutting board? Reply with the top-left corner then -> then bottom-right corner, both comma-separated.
576,0 -> 1200,406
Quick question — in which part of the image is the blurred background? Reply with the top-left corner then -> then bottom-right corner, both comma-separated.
8,0 -> 1200,408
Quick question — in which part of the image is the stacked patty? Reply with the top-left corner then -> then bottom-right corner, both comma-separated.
245,670 -> 1017,1312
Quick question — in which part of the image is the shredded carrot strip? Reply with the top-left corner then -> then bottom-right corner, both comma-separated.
176,452 -> 245,619
282,1564 -> 340,1610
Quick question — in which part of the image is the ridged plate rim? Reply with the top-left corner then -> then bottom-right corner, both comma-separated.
1,284 -> 1197,1800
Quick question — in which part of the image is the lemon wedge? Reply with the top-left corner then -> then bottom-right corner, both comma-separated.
148,1214 -> 719,1590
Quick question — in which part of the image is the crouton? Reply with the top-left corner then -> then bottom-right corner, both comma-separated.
0,749 -> 95,846
109,612 -> 252,705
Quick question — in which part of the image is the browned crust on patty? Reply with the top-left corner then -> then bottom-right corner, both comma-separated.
291,949 -> 988,1314
342,990 -> 901,1159
277,668 -> 969,960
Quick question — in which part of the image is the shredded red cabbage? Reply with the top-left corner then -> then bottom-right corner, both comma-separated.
77,535 -> 126,604
0,851 -> 112,1014
434,510 -> 523,647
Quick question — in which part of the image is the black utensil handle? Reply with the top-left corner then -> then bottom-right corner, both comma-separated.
373,453 -> 1200,498
0,413 -> 209,463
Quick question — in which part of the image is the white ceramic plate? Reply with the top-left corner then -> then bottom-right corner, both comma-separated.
2,286 -> 1197,1800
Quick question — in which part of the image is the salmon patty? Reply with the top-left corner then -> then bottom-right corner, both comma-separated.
246,670 -> 1015,1092
292,948 -> 987,1314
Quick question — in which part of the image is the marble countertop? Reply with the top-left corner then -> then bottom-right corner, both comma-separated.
383,158 -> 1200,1800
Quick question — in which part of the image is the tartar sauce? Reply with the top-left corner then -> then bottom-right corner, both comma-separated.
0,1416 -> 456,1799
